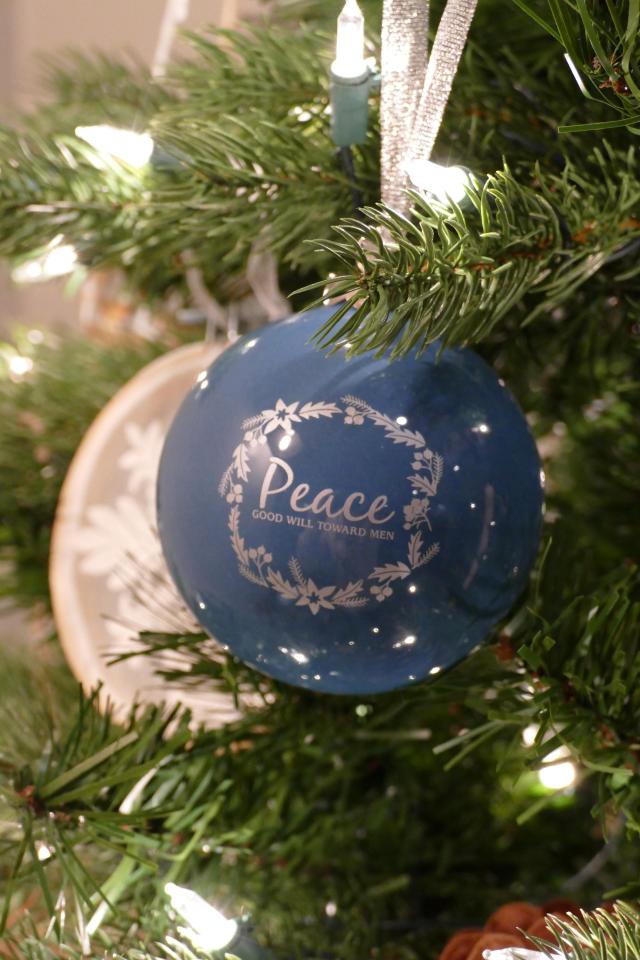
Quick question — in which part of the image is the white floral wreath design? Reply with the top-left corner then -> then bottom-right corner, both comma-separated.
218,396 -> 443,616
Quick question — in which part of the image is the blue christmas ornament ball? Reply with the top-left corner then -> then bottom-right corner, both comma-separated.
157,306 -> 543,695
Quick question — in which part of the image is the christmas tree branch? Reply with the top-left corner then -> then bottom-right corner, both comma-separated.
434,561 -> 640,834
0,14 -> 637,325
529,902 -> 640,960
0,332 -> 161,608
308,144 -> 640,357
511,0 -> 640,130
4,618 -> 633,956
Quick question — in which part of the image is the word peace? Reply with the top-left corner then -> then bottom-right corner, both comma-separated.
259,457 -> 395,525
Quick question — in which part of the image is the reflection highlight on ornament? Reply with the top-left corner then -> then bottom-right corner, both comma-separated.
472,422 -> 490,434
393,634 -> 416,650
278,433 -> 293,452
429,665 -> 441,675
396,416 -> 408,426
279,646 -> 309,665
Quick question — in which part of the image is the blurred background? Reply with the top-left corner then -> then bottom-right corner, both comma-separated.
0,0 -> 259,646
0,0 -> 259,334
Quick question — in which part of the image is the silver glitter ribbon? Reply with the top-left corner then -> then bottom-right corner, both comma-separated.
380,0 -> 429,214
407,0 -> 478,166
380,0 -> 478,214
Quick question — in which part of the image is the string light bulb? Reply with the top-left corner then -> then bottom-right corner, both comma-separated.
333,0 -> 366,79
521,723 -> 539,747
75,125 -> 154,169
405,159 -> 474,205
165,882 -> 239,952
537,748 -> 577,791
522,724 -> 577,790
329,0 -> 374,147
11,236 -> 78,284
7,355 -> 34,380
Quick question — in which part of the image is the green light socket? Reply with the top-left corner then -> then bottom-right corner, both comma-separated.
330,67 -> 371,147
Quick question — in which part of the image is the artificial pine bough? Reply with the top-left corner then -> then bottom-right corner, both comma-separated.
0,0 -> 640,957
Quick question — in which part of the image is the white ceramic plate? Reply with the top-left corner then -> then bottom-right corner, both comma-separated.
50,341 -> 250,727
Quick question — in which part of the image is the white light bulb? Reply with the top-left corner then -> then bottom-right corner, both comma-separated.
8,355 -> 33,379
13,260 -> 43,282
75,125 -> 154,169
42,244 -> 78,277
333,0 -> 367,79
522,723 -> 539,747
36,841 -> 53,862
538,759 -> 577,791
165,882 -> 238,952
537,747 -> 577,790
11,237 -> 78,284
405,160 -> 473,205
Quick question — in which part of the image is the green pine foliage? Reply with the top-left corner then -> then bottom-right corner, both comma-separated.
0,333 -> 161,607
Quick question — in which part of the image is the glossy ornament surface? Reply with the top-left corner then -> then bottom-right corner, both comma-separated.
157,307 -> 544,695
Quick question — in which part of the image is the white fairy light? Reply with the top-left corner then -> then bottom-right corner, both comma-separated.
43,243 -> 78,276
12,237 -> 78,284
165,882 -> 238,952
36,841 -> 54,862
538,748 -> 577,790
333,0 -> 367,79
522,725 -> 577,789
8,355 -> 33,379
75,125 -> 154,169
405,159 -> 473,205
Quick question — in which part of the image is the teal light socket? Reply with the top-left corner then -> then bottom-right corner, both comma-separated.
330,67 -> 371,147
